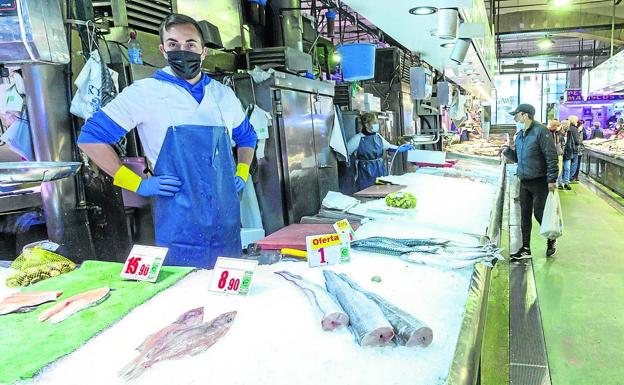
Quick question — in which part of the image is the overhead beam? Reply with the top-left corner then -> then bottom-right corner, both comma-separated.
495,9 -> 624,35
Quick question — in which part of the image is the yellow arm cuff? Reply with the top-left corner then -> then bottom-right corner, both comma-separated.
113,165 -> 142,192
236,163 -> 250,182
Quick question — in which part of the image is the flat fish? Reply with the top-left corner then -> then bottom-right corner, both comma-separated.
38,287 -> 110,324
323,270 -> 394,347
337,274 -> 433,348
0,290 -> 63,315
120,311 -> 237,380
275,271 -> 349,331
135,307 -> 204,353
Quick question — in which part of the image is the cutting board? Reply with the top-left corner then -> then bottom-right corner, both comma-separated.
353,184 -> 406,198
257,223 -> 360,251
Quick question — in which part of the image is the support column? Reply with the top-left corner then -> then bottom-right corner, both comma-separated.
22,64 -> 94,260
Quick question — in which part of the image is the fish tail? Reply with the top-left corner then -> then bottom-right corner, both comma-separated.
118,358 -> 148,381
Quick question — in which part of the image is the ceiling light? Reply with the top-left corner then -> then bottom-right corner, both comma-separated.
553,0 -> 570,6
409,6 -> 437,15
441,42 -> 455,48
434,8 -> 459,40
537,36 -> 554,50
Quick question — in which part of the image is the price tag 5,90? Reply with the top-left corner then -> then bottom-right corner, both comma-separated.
120,245 -> 168,282
209,257 -> 258,296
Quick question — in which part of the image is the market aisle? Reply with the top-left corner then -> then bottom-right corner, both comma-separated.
531,182 -> 624,385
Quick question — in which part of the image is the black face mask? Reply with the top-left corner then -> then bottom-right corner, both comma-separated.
166,50 -> 202,80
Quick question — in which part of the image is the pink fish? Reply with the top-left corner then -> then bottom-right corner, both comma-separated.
38,287 -> 110,324
0,290 -> 63,315
120,310 -> 236,380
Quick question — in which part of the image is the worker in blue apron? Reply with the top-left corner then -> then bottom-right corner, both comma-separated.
78,14 -> 257,269
346,112 -> 413,190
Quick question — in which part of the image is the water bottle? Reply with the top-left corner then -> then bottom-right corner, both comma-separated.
128,31 -> 143,65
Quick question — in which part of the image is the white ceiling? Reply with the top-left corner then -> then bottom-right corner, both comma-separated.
341,0 -> 494,101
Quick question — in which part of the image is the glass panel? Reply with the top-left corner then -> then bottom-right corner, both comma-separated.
519,73 -> 544,123
494,74 -> 519,124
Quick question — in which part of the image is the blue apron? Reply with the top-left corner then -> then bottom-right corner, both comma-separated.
153,124 -> 242,269
356,134 -> 385,191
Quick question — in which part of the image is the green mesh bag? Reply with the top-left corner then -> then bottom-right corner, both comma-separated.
6,247 -> 76,288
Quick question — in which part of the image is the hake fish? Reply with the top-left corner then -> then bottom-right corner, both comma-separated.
0,290 -> 63,315
337,274 -> 433,347
275,271 -> 349,331
120,309 -> 236,380
38,287 -> 110,324
323,270 -> 394,347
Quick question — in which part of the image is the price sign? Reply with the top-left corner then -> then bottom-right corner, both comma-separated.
209,257 -> 258,296
333,219 -> 354,264
306,233 -> 341,267
333,219 -> 355,241
120,245 -> 167,282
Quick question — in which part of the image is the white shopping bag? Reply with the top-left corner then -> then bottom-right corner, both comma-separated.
70,51 -> 118,120
540,191 -> 564,239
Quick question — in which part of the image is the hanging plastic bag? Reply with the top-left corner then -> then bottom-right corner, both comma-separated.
540,191 -> 564,239
70,50 -> 118,120
0,110 -> 34,160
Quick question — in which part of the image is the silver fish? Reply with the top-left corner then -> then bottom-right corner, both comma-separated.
400,252 -> 483,269
120,310 -> 236,380
323,270 -> 394,347
338,273 -> 433,347
275,271 -> 349,331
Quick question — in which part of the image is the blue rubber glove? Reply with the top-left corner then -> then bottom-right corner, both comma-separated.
136,175 -> 182,197
234,176 -> 246,193
396,144 -> 415,153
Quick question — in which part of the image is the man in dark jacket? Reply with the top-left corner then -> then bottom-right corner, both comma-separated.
568,116 -> 582,185
502,104 -> 559,259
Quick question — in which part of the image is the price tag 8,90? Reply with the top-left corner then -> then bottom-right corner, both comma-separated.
120,245 -> 168,282
209,257 -> 258,296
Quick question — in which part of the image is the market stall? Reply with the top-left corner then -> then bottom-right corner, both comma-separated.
582,138 -> 624,197
0,158 -> 505,385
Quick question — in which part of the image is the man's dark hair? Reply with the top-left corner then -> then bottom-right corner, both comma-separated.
159,13 -> 204,45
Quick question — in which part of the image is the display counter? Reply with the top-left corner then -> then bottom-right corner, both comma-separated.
582,148 -> 624,198
0,158 -> 505,385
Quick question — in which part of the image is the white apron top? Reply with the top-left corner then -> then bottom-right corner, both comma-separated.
102,68 -> 246,167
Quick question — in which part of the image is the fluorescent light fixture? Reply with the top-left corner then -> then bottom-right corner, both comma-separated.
441,42 -> 455,48
553,0 -> 570,6
537,36 -> 554,50
409,6 -> 437,15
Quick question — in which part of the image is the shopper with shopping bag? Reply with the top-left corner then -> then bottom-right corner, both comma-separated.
502,103 -> 559,260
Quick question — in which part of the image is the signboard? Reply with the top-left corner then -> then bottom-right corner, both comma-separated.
120,245 -> 167,282
208,257 -> 258,296
306,233 -> 342,267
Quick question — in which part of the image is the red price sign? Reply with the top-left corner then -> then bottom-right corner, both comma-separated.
120,245 -> 168,282
209,257 -> 257,296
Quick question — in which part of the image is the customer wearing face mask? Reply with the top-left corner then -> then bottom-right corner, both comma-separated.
346,112 -> 414,190
502,104 -> 559,259
77,14 -> 258,269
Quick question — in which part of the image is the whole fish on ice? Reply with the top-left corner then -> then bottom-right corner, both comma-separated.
275,271 -> 349,331
0,290 -> 62,315
134,307 -> 204,354
337,274 -> 433,347
38,287 -> 110,324
119,310 -> 236,380
323,270 -> 394,347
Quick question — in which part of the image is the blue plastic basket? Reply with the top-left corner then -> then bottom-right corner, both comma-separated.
337,43 -> 376,81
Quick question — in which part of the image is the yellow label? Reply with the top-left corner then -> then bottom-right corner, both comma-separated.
309,233 -> 341,250
334,219 -> 351,231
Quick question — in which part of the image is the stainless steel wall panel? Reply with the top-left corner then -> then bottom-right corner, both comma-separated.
312,95 -> 339,202
278,89 -> 319,224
